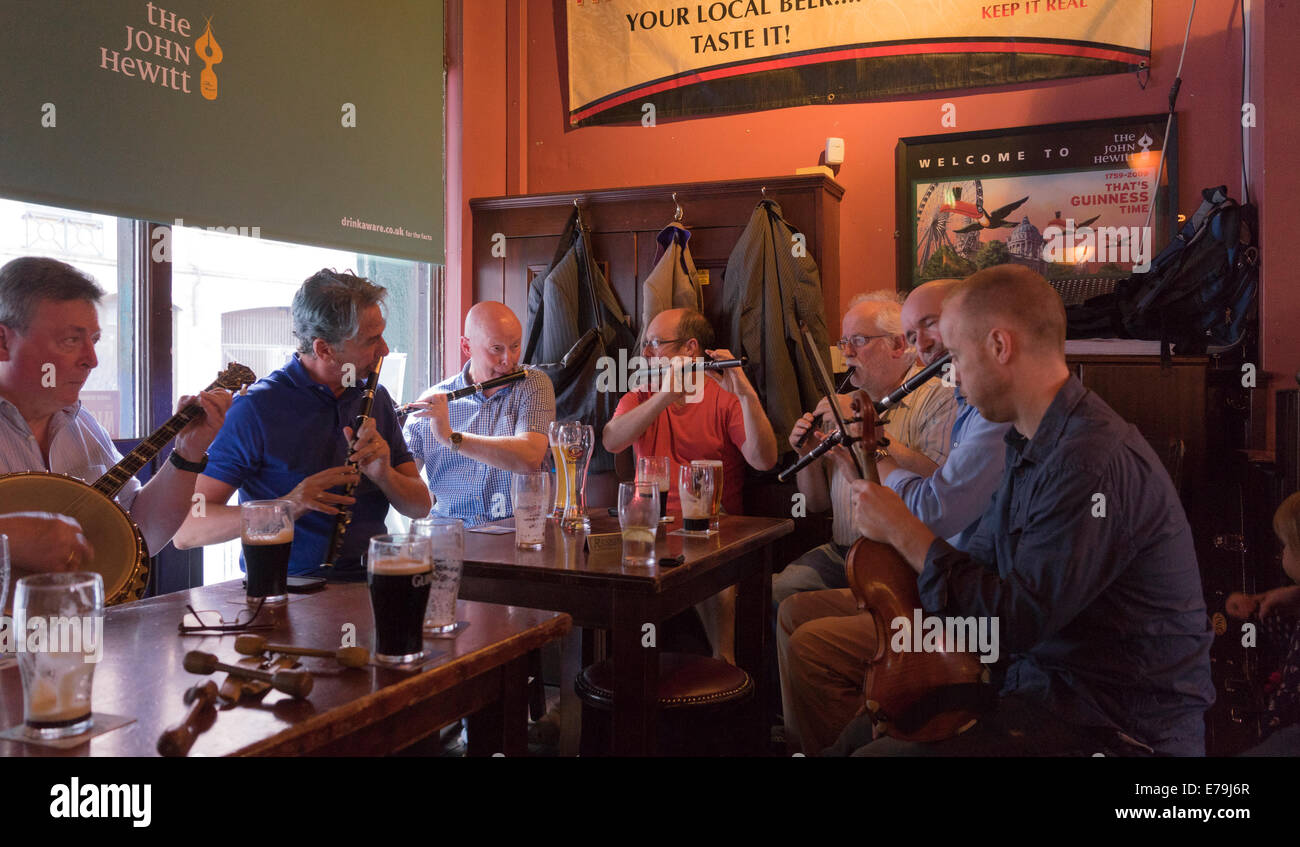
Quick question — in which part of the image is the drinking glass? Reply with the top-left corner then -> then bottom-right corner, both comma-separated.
546,421 -> 567,520
14,571 -> 104,739
412,517 -> 464,634
637,456 -> 671,521
367,534 -> 433,664
618,481 -> 659,567
511,471 -> 551,550
241,500 -> 294,605
691,459 -> 725,531
556,422 -> 593,532
678,464 -> 716,536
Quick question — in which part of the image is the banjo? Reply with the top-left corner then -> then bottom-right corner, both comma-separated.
0,363 -> 256,606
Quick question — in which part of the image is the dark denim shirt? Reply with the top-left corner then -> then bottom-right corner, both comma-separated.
918,376 -> 1214,755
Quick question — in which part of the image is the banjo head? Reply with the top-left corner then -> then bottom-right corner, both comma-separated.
0,472 -> 149,606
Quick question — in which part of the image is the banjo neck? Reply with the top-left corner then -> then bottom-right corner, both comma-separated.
92,363 -> 256,499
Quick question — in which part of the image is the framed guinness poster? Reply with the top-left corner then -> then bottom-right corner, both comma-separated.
896,114 -> 1177,302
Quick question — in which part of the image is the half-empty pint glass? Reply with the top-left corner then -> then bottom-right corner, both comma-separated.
412,517 -> 464,634
367,534 -> 433,664
511,471 -> 551,550
637,456 -> 671,520
14,572 -> 104,739
241,500 -> 294,605
691,459 -> 725,531
679,464 -> 716,536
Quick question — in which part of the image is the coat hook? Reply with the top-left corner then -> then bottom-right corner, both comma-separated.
761,186 -> 767,198
672,192 -> 684,222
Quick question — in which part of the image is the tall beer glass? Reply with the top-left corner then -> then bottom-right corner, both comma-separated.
412,517 -> 464,634
241,500 -> 294,605
691,459 -> 725,531
546,421 -> 567,520
678,464 -> 716,536
637,456 -> 671,521
367,534 -> 433,664
556,422 -> 593,532
511,471 -> 551,550
14,572 -> 103,739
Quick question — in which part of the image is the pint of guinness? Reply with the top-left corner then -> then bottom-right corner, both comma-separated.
241,500 -> 294,605
368,534 -> 433,664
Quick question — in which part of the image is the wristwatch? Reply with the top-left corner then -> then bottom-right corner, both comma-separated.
170,450 -> 208,473
448,431 -> 464,452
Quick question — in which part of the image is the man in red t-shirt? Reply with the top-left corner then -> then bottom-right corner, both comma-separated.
603,307 -> 778,660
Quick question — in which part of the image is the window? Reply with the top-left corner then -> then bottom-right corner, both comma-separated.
1,194 -> 441,588
167,226 -> 436,583
0,197 -> 141,437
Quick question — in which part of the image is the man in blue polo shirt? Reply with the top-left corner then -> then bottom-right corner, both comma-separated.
175,269 -> 431,580
403,301 -> 554,527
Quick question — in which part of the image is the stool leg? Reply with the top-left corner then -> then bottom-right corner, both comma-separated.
527,649 -> 546,722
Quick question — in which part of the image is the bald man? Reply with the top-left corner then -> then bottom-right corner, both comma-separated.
829,265 -> 1213,756
403,301 -> 555,527
176,269 -> 431,581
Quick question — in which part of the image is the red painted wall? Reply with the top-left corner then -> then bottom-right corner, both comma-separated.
450,0 -> 1297,446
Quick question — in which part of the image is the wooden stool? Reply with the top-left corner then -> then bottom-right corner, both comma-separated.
575,652 -> 754,756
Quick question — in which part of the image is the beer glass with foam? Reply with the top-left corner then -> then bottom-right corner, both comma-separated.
412,517 -> 464,634
14,571 -> 103,739
678,464 -> 716,536
241,500 -> 294,605
367,534 -> 433,664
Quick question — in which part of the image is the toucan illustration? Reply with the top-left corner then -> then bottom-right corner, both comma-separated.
954,196 -> 1030,233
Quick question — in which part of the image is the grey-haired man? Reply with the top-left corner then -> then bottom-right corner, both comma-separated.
175,269 -> 430,580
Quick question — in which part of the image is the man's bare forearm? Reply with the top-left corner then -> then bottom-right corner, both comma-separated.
602,393 -> 674,453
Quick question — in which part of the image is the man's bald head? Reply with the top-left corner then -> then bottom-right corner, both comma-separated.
461,301 -> 523,382
465,300 -> 521,341
901,278 -> 960,365
946,265 -> 1065,357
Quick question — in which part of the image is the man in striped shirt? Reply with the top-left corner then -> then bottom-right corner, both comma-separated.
404,302 -> 555,527
0,257 -> 231,577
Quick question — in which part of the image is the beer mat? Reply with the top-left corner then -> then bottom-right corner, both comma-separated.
0,713 -> 135,749
667,528 -> 718,538
659,515 -> 675,524
468,525 -> 513,535
424,621 -> 468,640
379,644 -> 453,672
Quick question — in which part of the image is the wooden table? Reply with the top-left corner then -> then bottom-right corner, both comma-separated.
460,513 -> 793,755
0,581 -> 570,757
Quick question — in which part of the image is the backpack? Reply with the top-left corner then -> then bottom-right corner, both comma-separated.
1066,186 -> 1259,357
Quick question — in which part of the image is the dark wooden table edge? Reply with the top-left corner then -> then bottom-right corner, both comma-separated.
228,613 -> 572,757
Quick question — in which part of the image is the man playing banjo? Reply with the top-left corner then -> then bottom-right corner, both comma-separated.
0,257 -> 232,577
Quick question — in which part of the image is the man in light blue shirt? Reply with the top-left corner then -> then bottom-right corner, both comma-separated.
404,302 -> 555,527
777,278 -> 1009,754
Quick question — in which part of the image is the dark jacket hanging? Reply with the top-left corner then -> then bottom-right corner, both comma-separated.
523,207 -> 636,473
722,199 -> 833,444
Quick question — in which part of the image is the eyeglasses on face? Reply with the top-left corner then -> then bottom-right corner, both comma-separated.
836,333 -> 890,352
643,337 -> 685,352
